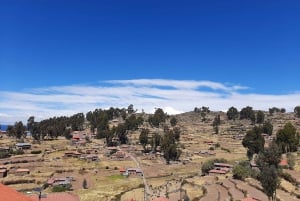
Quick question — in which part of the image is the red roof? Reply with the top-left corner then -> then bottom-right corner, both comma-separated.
16,168 -> 30,172
119,167 -> 126,172
72,133 -> 82,140
279,159 -> 288,166
208,169 -> 227,174
0,183 -> 33,201
29,192 -> 79,201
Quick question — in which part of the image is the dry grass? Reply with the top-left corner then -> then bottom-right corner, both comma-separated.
182,183 -> 203,200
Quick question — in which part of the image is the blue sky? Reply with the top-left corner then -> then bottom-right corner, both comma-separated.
1,0 -> 300,124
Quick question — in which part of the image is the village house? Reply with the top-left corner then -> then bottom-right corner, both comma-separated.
198,150 -> 216,156
71,131 -> 88,146
47,177 -> 72,187
208,163 -> 233,175
15,168 -> 30,176
64,151 -> 81,158
85,154 -> 99,161
112,150 -> 127,159
0,146 -> 10,153
120,167 -> 143,176
16,143 -> 31,150
0,166 -> 8,178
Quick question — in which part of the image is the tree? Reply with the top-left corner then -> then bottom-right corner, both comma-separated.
69,113 -> 84,131
294,106 -> 300,118
139,129 -> 149,151
276,122 -> 299,153
170,117 -> 177,127
287,153 -> 296,169
150,133 -> 161,152
148,108 -> 166,127
269,107 -> 280,115
256,142 -> 281,169
262,121 -> 273,136
82,178 -> 88,189
212,114 -> 221,134
127,104 -> 135,114
27,116 -> 40,140
259,165 -> 279,201
242,126 -> 265,159
160,128 -> 181,164
227,106 -> 239,120
240,106 -> 255,123
256,110 -> 265,124
173,127 -> 181,141
6,125 -> 15,137
256,142 -> 281,201
14,121 -> 25,139
233,162 -> 251,181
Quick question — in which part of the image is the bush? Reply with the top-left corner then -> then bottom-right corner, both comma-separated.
233,164 -> 250,180
0,151 -> 10,159
52,184 -> 71,192
82,178 -> 88,189
43,183 -> 49,189
221,147 -> 231,153
12,149 -> 24,155
31,150 -> 42,154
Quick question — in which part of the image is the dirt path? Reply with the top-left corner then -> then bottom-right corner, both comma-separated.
127,152 -> 149,201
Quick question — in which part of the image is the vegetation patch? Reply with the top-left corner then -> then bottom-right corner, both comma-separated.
108,174 -> 125,180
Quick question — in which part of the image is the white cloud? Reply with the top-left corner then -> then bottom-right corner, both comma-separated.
0,79 -> 299,124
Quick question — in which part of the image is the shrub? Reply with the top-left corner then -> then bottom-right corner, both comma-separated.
0,151 -> 10,159
31,150 -> 42,154
13,149 -> 24,155
43,183 -> 49,189
82,178 -> 88,189
221,147 -> 231,153
233,164 -> 250,180
52,184 -> 71,192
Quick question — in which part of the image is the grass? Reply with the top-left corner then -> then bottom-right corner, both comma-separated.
108,174 -> 125,180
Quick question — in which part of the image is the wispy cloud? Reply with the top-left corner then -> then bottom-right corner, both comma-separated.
0,79 -> 298,124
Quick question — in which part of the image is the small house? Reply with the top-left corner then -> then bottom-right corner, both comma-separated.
15,143 -> 31,150
127,168 -> 143,176
64,151 -> 81,158
208,163 -> 233,175
0,147 -> 10,153
15,168 -> 30,176
0,166 -> 7,178
47,177 -> 72,186
208,169 -> 227,175
86,154 -> 99,161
